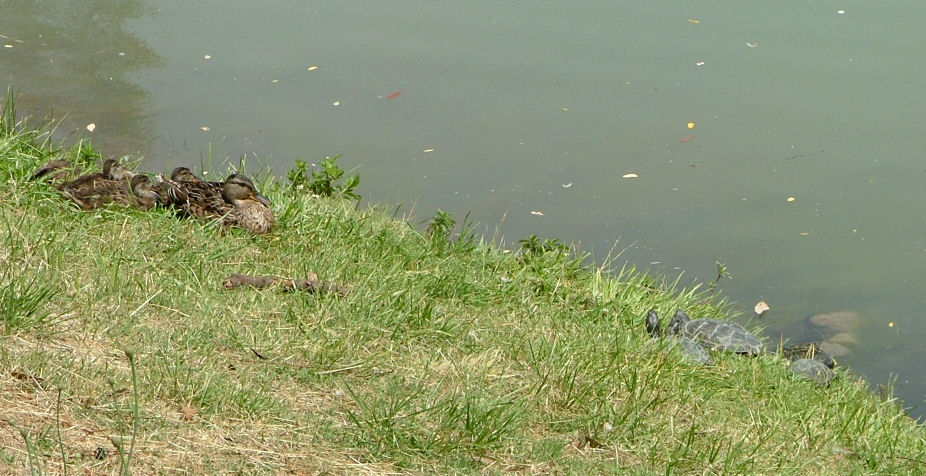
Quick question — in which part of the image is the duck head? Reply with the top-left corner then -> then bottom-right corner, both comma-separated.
222,174 -> 271,206
131,174 -> 162,204
102,159 -> 135,181
170,166 -> 203,182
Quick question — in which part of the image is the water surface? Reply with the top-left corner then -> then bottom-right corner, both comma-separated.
4,1 -> 926,418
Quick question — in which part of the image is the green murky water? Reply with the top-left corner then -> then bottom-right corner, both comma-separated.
4,1 -> 926,418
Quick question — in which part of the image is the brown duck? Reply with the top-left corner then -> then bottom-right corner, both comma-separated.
33,158 -> 138,210
163,173 -> 274,233
130,174 -> 167,210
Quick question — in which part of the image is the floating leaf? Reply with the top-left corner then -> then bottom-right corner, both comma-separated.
754,301 -> 770,315
530,210 -> 544,216
680,135 -> 694,142
86,123 -> 96,132
423,148 -> 434,153
204,54 -> 212,60
687,122 -> 695,129
622,173 -> 638,178
688,19 -> 700,24
387,90 -> 401,100
307,65 -> 318,71
787,196 -> 796,202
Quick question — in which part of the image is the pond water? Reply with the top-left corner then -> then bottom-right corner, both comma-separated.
4,2 -> 926,419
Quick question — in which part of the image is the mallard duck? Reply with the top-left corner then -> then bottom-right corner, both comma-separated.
163,173 -> 274,233
32,159 -> 137,210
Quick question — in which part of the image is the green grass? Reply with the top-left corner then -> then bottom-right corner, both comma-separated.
1,95 -> 924,474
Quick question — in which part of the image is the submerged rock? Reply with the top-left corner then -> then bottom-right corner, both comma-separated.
808,311 -> 860,334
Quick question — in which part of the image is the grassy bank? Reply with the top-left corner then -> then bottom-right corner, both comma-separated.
1,98 -> 924,475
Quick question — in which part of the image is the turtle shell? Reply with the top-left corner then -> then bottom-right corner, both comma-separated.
674,337 -> 713,365
790,358 -> 835,386
678,318 -> 763,355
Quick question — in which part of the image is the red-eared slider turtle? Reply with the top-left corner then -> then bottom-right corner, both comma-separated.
646,309 -> 712,365
789,358 -> 835,386
781,342 -> 836,369
667,310 -> 763,356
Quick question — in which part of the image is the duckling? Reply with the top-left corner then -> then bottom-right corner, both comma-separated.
63,159 -> 138,209
170,166 -> 205,183
130,174 -> 165,210
163,173 -> 274,233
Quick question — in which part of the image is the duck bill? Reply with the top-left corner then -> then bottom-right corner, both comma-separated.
256,193 -> 272,206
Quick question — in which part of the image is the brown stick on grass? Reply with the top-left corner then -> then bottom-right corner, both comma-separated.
222,273 -> 349,297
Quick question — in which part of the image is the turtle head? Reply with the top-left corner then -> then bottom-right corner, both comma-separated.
667,309 -> 691,335
645,309 -> 661,337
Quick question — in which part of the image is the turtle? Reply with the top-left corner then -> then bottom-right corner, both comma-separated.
789,358 -> 835,386
666,309 -> 764,356
646,309 -> 712,365
780,341 -> 836,369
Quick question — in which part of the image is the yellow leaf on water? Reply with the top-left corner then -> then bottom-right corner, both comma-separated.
86,123 -> 96,132
688,18 -> 700,24
687,122 -> 695,129
307,65 -> 318,71
622,173 -> 638,178
530,210 -> 544,216
786,196 -> 796,202
754,301 -> 770,315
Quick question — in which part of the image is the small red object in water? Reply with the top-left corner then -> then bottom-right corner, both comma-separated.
387,90 -> 402,99
680,135 -> 694,143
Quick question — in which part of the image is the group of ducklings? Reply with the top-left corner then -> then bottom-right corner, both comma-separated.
30,158 -> 274,234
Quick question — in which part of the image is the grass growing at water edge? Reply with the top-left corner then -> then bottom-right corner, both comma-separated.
0,94 -> 924,474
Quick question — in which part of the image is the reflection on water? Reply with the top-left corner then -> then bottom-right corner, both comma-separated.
0,0 -> 161,156
4,1 -> 926,420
